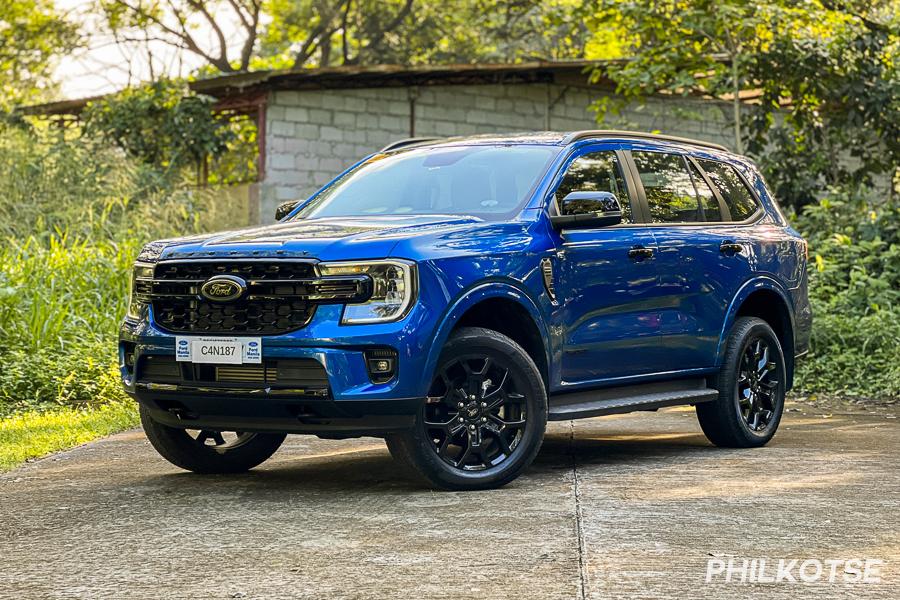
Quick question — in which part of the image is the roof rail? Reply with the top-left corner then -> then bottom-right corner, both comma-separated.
380,137 -> 442,152
562,130 -> 729,152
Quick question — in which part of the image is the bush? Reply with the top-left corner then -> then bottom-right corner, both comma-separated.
0,126 -> 227,241
0,341 -> 126,415
0,126 -> 225,415
792,189 -> 900,400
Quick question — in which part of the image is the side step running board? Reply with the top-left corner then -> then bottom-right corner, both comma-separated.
548,384 -> 718,421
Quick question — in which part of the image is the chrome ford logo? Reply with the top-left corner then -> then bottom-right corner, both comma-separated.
200,275 -> 246,302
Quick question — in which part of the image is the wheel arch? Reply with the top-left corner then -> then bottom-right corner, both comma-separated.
718,277 -> 797,389
421,282 -> 551,394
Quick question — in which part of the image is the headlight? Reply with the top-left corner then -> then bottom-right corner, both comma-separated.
125,261 -> 155,321
318,260 -> 417,324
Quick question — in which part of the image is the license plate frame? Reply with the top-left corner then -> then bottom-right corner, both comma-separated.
175,336 -> 262,364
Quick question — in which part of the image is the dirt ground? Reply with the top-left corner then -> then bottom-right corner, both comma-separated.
1,401 -> 898,599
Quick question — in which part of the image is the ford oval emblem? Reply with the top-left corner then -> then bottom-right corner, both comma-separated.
248,341 -> 258,347
200,275 -> 246,303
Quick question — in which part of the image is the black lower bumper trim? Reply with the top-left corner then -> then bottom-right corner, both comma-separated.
132,389 -> 421,436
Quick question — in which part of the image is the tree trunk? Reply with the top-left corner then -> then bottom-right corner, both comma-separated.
732,57 -> 743,154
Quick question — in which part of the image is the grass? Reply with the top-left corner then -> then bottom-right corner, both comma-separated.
0,401 -> 139,472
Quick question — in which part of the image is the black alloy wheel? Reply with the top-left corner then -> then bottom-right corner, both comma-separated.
423,354 -> 528,470
386,327 -> 547,490
737,337 -> 780,433
697,316 -> 786,448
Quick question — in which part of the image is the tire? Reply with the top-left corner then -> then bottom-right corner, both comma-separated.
385,327 -> 547,491
139,404 -> 286,473
697,317 -> 786,448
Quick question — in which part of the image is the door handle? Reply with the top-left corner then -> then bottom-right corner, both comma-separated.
628,246 -> 654,260
720,241 -> 743,254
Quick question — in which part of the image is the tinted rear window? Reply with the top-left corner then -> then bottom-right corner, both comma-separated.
697,159 -> 760,221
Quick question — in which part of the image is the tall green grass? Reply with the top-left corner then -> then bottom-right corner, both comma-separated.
0,125 -> 223,416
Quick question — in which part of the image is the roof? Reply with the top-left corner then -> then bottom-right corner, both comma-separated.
21,60 -> 614,116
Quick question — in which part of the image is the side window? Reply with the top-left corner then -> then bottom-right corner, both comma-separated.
632,151 -> 701,223
697,159 -> 760,221
556,151 -> 633,223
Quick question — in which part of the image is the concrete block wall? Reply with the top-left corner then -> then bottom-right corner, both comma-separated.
260,83 -> 734,222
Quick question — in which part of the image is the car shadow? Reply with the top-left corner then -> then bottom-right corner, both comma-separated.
136,428 -> 718,494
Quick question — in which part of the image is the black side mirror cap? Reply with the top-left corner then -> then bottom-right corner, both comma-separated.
550,191 -> 623,229
275,200 -> 300,221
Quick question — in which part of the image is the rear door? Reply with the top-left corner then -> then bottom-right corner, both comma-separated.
625,148 -> 755,371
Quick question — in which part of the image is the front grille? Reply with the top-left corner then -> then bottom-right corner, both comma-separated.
137,356 -> 329,391
153,297 -> 314,334
136,260 -> 371,335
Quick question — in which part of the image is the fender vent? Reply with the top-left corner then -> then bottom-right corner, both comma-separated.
541,257 -> 556,302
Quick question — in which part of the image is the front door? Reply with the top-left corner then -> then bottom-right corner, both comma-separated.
552,147 -> 661,386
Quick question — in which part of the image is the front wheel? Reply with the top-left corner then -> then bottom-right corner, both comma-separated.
386,327 -> 547,490
697,317 -> 786,448
140,404 -> 286,473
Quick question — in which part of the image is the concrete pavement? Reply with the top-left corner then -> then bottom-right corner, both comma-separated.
1,403 -> 898,599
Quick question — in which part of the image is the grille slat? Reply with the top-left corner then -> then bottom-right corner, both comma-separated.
137,357 -> 329,390
215,365 -> 268,383
146,260 -> 371,335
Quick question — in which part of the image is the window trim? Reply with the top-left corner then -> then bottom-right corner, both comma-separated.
686,156 -> 732,221
624,149 -> 765,227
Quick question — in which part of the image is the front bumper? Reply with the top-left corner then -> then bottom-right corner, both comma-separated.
120,303 -> 433,436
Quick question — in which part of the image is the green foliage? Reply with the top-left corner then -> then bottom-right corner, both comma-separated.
262,0 -> 595,66
0,126 -> 228,417
82,80 -> 236,182
590,0 -> 899,210
792,191 -> 900,399
0,125 -> 227,240
747,5 -> 900,207
100,0 -> 594,74
589,0 -> 778,153
0,0 -> 78,109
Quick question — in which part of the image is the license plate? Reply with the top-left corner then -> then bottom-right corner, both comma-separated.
175,337 -> 262,364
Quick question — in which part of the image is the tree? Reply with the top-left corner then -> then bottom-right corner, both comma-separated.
747,1 -> 899,206
96,0 -> 594,73
262,0 -> 596,66
589,0 -> 899,208
98,0 -> 263,73
82,79 -> 235,183
588,0 -> 783,154
0,0 -> 79,110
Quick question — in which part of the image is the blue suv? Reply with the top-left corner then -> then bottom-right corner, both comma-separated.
120,131 -> 811,490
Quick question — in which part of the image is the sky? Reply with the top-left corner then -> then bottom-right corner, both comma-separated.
53,0 -> 242,99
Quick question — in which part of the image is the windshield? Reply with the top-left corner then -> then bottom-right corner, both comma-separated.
292,144 -> 557,222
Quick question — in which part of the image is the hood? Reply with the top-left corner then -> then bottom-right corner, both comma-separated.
154,215 -> 485,262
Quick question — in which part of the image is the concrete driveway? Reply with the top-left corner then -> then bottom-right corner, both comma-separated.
1,403 -> 898,599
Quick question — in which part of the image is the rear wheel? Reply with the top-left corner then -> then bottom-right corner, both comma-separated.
140,404 -> 286,473
697,317 -> 786,448
386,327 -> 547,490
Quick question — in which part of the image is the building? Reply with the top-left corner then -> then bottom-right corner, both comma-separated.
27,61 -> 737,224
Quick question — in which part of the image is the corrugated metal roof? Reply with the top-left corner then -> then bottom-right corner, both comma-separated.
21,60 -> 613,116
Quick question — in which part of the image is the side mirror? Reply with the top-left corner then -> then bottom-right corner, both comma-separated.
550,191 -> 623,229
275,200 -> 300,221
